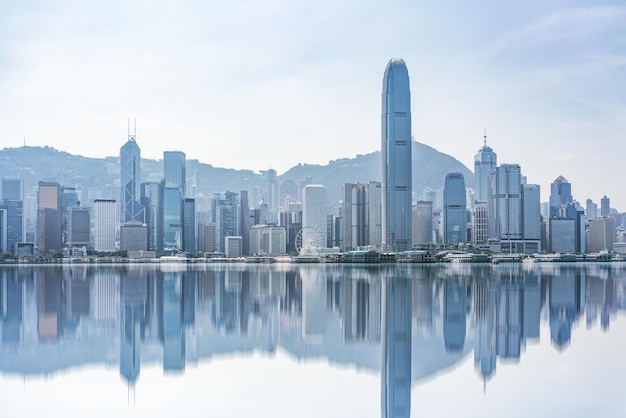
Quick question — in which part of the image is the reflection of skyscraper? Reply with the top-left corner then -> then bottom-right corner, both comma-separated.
497,281 -> 522,359
163,272 -> 185,371
381,276 -> 412,418
548,272 -> 583,349
37,268 -> 63,340
1,270 -> 23,344
443,281 -> 467,352
93,268 -> 117,326
120,270 -> 147,384
301,267 -> 327,344
381,59 -> 412,252
473,279 -> 497,381
342,278 -> 370,341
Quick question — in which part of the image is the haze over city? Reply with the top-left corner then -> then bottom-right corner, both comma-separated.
1,1 -> 624,207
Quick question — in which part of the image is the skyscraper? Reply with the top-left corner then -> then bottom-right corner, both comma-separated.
381,58 -> 412,252
37,181 -> 62,256
120,131 -> 145,223
163,184 -> 183,253
342,183 -> 367,251
549,176 -> 572,217
413,200 -> 433,246
1,178 -> 24,254
302,184 -> 328,248
474,132 -> 497,203
93,199 -> 117,252
367,181 -> 382,248
141,181 -> 163,253
164,151 -> 186,197
443,173 -> 467,245
182,198 -> 196,254
488,164 -> 522,240
600,195 -> 610,217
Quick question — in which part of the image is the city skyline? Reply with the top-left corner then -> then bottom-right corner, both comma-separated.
1,2 -> 624,209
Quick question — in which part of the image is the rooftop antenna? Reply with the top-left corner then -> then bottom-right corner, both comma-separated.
23,136 -> 26,147
128,117 -> 137,141
483,129 -> 487,147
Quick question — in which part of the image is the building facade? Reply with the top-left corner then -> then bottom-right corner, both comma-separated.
443,173 -> 467,245
120,134 -> 145,223
93,199 -> 117,252
302,184 -> 328,248
474,134 -> 497,203
381,58 -> 412,252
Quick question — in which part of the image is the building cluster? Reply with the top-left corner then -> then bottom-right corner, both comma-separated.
0,58 -> 623,258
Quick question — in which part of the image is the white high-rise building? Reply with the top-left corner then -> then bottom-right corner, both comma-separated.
93,199 -> 117,252
302,184 -> 328,247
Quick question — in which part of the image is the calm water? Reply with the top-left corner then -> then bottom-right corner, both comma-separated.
0,262 -> 625,418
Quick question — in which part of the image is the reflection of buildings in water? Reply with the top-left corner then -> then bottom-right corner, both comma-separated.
120,270 -> 148,383
93,269 -> 118,327
37,268 -> 63,341
342,276 -> 381,343
301,267 -> 327,344
2,264 -> 626,395
473,278 -> 497,381
163,272 -> 184,372
214,270 -> 241,333
548,271 -> 584,350
443,280 -> 468,353
586,274 -> 616,331
381,276 -> 412,418
1,270 -> 23,345
414,278 -> 434,336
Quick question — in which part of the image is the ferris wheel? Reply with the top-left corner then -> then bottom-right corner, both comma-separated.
295,226 -> 325,257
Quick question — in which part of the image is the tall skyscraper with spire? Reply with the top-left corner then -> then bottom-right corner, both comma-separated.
381,58 -> 412,252
120,123 -> 145,223
474,131 -> 497,203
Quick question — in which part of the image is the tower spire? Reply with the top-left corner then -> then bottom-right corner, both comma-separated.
483,129 -> 487,147
128,117 -> 137,141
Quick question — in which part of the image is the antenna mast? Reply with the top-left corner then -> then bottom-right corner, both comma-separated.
128,117 -> 137,141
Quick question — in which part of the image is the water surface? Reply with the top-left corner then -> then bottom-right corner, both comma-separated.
0,262 -> 624,417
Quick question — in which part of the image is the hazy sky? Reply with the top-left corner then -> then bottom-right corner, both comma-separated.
1,1 -> 625,208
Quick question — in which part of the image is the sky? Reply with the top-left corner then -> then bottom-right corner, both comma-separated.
1,1 -> 625,208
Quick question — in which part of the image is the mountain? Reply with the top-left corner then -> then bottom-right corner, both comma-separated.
0,142 -> 473,209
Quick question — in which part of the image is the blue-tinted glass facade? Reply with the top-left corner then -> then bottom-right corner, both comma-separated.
381,59 -> 412,252
443,172 -> 467,244
474,140 -> 497,203
164,151 -> 186,197
120,138 -> 145,223
182,198 -> 196,253
163,185 -> 182,253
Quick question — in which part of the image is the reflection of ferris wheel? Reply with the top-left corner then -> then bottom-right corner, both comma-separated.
295,226 -> 325,257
